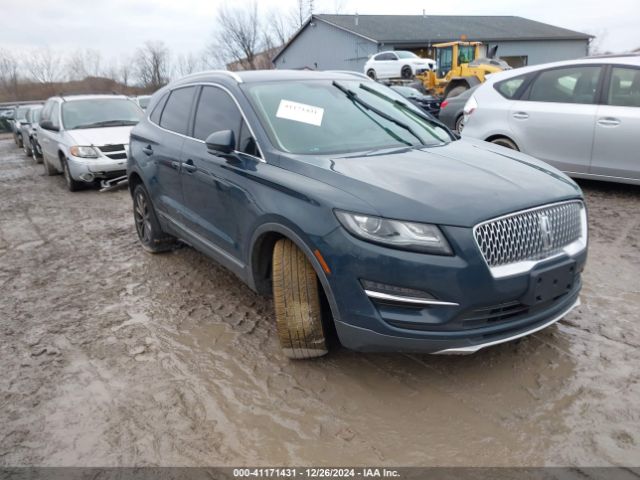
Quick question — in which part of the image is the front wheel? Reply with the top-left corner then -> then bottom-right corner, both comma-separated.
23,139 -> 32,157
61,157 -> 82,191
17,134 -> 23,148
32,140 -> 43,164
132,184 -> 176,253
272,238 -> 328,359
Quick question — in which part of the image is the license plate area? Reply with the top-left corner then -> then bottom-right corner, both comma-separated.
521,260 -> 576,306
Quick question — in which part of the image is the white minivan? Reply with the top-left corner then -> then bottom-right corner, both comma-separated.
38,95 -> 143,191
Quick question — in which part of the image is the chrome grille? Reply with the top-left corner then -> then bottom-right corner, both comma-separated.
474,201 -> 584,268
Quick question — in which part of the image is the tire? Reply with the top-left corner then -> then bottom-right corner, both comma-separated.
61,157 -> 83,191
272,238 -> 328,359
455,115 -> 465,133
132,183 -> 176,253
43,155 -> 56,176
366,69 -> 377,80
490,137 -> 519,151
23,138 -> 32,157
401,65 -> 413,79
32,140 -> 43,164
17,134 -> 23,148
446,85 -> 468,98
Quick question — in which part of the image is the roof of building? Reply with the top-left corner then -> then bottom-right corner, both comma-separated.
273,14 -> 592,61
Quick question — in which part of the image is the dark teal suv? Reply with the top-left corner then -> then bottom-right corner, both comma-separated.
127,70 -> 587,359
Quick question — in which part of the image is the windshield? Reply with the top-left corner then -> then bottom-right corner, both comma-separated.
396,51 -> 419,59
392,86 -> 420,98
61,99 -> 143,130
28,106 -> 42,123
16,106 -> 30,121
138,96 -> 151,109
243,80 -> 451,155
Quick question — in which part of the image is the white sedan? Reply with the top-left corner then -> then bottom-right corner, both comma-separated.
364,51 -> 435,80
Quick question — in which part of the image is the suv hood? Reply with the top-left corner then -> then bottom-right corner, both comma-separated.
66,126 -> 134,147
285,138 -> 582,228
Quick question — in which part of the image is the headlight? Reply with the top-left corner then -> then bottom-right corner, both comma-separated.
69,146 -> 99,158
335,211 -> 452,255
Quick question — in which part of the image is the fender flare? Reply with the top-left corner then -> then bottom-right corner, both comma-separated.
248,222 -> 342,325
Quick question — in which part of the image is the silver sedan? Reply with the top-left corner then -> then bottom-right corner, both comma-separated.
462,55 -> 640,185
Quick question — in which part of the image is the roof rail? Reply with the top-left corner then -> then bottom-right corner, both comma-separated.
182,70 -> 243,83
585,52 -> 640,59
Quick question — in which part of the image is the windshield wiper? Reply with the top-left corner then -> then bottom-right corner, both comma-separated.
331,81 -> 425,145
358,83 -> 454,140
73,120 -> 138,129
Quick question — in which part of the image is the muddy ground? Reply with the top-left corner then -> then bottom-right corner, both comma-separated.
0,134 -> 638,467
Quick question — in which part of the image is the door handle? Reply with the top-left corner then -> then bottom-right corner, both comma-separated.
182,159 -> 197,173
597,118 -> 620,127
142,145 -> 153,155
512,112 -> 529,120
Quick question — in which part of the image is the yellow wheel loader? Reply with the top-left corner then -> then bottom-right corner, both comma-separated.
416,41 -> 511,98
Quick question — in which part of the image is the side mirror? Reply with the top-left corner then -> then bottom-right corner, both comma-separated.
205,129 -> 235,155
40,120 -> 59,132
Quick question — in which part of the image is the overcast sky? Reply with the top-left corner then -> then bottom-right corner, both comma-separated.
1,0 -> 637,61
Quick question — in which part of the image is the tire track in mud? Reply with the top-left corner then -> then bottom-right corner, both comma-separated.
0,136 -> 639,467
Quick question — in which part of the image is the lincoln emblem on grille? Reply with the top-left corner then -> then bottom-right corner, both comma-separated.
539,214 -> 553,250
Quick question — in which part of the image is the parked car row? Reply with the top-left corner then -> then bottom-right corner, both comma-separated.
6,65 -> 600,360
461,55 -> 640,185
6,95 -> 145,190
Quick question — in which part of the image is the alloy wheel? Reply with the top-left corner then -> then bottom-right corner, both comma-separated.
134,191 -> 152,244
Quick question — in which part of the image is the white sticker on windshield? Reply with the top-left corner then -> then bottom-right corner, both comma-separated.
276,100 -> 324,126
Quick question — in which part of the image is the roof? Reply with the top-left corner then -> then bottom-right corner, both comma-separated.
317,14 -> 592,43
273,14 -> 592,61
51,94 -> 130,102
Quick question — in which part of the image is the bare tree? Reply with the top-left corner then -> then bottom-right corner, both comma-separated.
266,8 -> 294,48
25,47 -> 63,84
290,0 -> 313,29
588,29 -> 609,55
135,41 -> 170,90
332,0 -> 347,14
174,52 -> 202,77
208,2 -> 262,70
118,56 -> 133,88
0,49 -> 20,98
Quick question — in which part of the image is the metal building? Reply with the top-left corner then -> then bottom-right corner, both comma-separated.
272,14 -> 593,71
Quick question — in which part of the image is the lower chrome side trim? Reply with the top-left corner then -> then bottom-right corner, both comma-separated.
434,297 -> 580,355
364,290 -> 459,306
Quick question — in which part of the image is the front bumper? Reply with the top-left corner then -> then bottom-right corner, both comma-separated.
66,156 -> 127,182
316,224 -> 586,354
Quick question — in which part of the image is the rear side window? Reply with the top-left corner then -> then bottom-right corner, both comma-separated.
528,66 -> 602,104
160,87 -> 196,135
50,103 -> 60,129
149,93 -> 168,124
495,75 -> 528,99
40,101 -> 53,123
192,86 -> 242,141
607,66 -> 640,107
